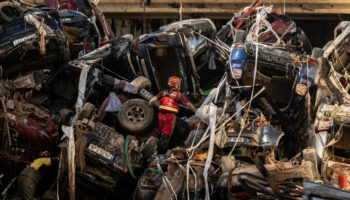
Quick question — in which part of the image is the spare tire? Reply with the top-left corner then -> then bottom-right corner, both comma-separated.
131,76 -> 151,91
0,1 -> 23,23
117,99 -> 154,135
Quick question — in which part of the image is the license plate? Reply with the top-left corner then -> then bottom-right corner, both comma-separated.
88,144 -> 114,160
60,17 -> 72,22
13,34 -> 36,46
227,137 -> 245,143
139,88 -> 154,100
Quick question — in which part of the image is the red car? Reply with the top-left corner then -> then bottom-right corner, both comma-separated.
0,101 -> 58,165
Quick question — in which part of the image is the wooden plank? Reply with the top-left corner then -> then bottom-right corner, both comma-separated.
25,0 -> 350,4
23,0 -> 350,16
98,0 -> 350,4
98,4 -> 350,14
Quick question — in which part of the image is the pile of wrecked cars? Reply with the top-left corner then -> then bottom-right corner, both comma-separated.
0,0 -> 350,199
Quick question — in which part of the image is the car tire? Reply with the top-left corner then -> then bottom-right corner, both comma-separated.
117,99 -> 154,135
234,30 -> 247,44
78,102 -> 96,120
131,76 -> 151,91
0,1 -> 23,23
311,47 -> 324,59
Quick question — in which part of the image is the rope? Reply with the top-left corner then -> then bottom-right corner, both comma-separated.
248,43 -> 259,111
1,98 -> 11,147
215,87 -> 266,132
125,135 -> 138,179
20,18 -> 45,61
142,167 -> 162,177
191,29 -> 231,52
306,56 -> 312,123
179,0 -> 183,20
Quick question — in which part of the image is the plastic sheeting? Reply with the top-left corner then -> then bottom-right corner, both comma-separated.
104,92 -> 122,112
203,104 -> 217,200
74,64 -> 91,120
123,82 -> 138,94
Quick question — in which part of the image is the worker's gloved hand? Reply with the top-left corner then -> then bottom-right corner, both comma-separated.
157,133 -> 171,153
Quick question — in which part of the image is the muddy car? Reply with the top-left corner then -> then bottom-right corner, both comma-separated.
48,0 -> 114,55
160,18 -> 226,93
0,1 -> 23,23
0,100 -> 58,168
104,19 -> 221,105
190,30 -> 323,159
0,6 -> 68,77
227,30 -> 323,136
58,120 -> 143,199
216,0 -> 312,54
309,21 -> 350,163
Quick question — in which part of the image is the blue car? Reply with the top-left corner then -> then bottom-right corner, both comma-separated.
227,35 -> 323,132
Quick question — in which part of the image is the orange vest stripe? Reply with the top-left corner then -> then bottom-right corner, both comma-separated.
159,105 -> 178,113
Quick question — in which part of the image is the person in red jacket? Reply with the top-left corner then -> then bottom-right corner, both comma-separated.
149,76 -> 196,151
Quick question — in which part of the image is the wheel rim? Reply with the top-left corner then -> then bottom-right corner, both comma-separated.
126,106 -> 145,123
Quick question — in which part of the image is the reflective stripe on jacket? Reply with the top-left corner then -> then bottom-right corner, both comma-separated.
159,92 -> 179,113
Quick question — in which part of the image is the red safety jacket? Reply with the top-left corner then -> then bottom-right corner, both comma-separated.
159,91 -> 179,113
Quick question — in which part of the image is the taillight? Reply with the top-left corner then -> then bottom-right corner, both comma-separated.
99,38 -> 110,47
341,77 -> 348,85
232,67 -> 243,80
295,83 -> 307,96
316,118 -> 332,133
309,60 -> 318,66
83,43 -> 91,53
234,192 -> 252,199
254,119 -> 269,127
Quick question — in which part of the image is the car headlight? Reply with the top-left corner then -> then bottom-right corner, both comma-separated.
295,83 -> 308,96
231,67 -> 243,80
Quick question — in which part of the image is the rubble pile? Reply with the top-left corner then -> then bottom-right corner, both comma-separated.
0,0 -> 350,199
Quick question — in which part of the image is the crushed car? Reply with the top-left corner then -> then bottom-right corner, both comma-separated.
1,0 -> 350,199
216,0 -> 312,54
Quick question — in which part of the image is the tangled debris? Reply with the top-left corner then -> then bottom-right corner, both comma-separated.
0,0 -> 350,199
